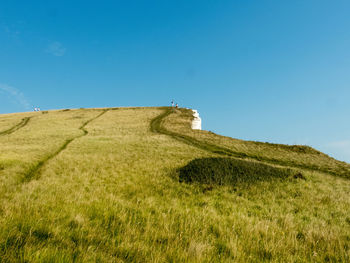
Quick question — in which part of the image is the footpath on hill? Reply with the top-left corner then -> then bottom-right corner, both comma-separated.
0,117 -> 32,136
151,107 -> 350,179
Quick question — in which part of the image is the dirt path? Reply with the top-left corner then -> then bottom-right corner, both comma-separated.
22,109 -> 109,183
0,117 -> 31,136
150,107 -> 348,177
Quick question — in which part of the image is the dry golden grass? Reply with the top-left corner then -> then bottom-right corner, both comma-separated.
0,107 -> 349,262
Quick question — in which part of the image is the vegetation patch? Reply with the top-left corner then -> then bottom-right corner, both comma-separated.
179,157 -> 296,185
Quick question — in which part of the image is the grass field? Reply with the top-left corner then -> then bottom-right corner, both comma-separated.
0,107 -> 349,262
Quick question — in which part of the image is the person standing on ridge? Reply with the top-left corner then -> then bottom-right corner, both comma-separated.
171,100 -> 174,107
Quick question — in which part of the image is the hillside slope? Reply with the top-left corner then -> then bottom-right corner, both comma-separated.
160,108 -> 350,178
0,107 -> 349,262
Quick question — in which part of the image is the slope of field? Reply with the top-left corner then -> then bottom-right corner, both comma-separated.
161,108 -> 350,178
0,107 -> 349,262
0,113 -> 33,137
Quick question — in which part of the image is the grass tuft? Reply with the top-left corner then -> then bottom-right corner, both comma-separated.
179,157 -> 295,185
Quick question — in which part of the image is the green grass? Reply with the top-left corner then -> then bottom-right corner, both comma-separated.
0,107 -> 349,262
178,157 -> 297,185
0,117 -> 31,136
21,109 -> 108,183
161,108 -> 350,178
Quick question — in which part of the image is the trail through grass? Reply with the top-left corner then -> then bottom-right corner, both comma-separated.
156,107 -> 350,178
0,117 -> 31,136
21,109 -> 109,182
0,107 -> 349,262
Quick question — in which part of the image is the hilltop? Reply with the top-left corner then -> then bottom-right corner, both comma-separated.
0,107 -> 349,262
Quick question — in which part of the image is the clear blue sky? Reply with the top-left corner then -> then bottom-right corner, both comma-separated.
1,1 -> 350,162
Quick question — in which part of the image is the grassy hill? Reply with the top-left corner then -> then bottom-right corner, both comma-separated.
0,107 -> 349,262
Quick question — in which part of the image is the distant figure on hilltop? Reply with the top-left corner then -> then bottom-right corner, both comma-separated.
171,100 -> 174,107
176,103 -> 178,108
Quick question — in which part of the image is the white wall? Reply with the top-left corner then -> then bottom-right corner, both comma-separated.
191,109 -> 202,130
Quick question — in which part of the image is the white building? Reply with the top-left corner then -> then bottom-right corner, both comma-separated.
191,109 -> 202,130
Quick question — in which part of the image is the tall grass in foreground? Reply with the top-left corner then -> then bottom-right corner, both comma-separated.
0,107 -> 349,262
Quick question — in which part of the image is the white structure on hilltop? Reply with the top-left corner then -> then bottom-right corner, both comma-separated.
191,109 -> 202,130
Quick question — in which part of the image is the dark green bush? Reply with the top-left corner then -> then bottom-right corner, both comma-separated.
179,158 -> 295,185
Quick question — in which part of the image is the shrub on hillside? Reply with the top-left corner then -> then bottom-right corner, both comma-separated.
179,157 -> 296,185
